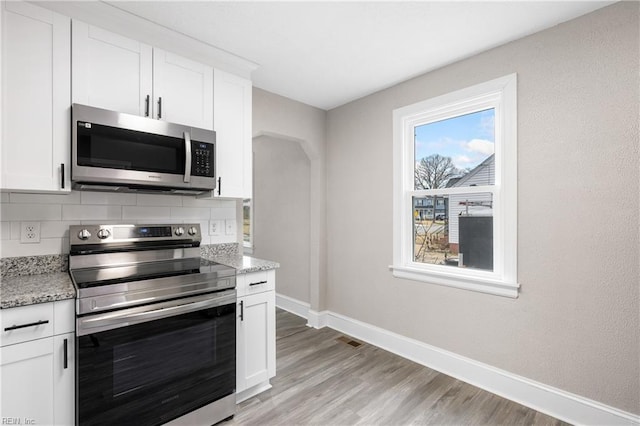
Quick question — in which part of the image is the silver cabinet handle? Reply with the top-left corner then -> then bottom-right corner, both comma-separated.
184,132 -> 192,183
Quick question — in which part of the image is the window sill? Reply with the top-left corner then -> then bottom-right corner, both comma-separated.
389,265 -> 519,298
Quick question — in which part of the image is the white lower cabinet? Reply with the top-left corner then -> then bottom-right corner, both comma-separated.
236,270 -> 276,403
53,333 -> 75,425
0,300 -> 75,425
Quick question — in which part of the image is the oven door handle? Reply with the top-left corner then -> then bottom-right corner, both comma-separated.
77,290 -> 236,336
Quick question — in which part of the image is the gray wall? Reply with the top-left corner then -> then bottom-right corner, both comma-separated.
252,88 -> 326,308
325,2 -> 639,414
253,135 -> 311,303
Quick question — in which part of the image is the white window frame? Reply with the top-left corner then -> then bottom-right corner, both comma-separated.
391,74 -> 519,298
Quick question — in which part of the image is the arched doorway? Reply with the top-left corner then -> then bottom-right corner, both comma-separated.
252,135 -> 311,304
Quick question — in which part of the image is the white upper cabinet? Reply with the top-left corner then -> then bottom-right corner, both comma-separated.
1,6 -> 250,196
154,49 -> 213,130
72,22 -> 213,130
213,69 -> 252,199
72,21 -> 152,117
1,1 -> 71,193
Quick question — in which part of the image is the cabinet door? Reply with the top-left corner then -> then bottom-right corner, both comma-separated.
213,69 -> 252,198
72,20 -> 152,117
236,291 -> 275,393
1,1 -> 71,192
153,49 -> 213,130
0,337 -> 55,424
53,333 -> 74,425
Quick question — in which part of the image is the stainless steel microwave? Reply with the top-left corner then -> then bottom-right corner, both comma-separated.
71,104 -> 216,195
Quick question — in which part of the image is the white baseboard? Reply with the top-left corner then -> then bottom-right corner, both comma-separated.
275,293 -> 310,319
274,293 -> 329,329
275,294 -> 639,426
307,309 -> 329,329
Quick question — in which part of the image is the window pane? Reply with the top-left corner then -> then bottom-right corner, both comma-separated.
243,199 -> 251,245
414,109 -> 495,190
413,192 -> 493,271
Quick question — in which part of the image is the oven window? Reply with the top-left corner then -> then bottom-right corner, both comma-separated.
112,321 -> 215,397
77,303 -> 235,426
77,123 -> 185,175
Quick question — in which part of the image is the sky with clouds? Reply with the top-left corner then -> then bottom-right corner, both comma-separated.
415,108 -> 494,171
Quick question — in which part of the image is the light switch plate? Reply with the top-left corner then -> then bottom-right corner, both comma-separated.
209,220 -> 223,236
225,219 -> 237,235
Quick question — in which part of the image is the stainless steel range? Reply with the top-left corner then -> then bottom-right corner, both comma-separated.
69,223 -> 237,426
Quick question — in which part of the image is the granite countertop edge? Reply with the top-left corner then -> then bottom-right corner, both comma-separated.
207,254 -> 280,274
1,251 -> 278,309
1,272 -> 76,309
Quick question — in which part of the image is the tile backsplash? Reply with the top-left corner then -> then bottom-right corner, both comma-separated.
0,191 -> 239,258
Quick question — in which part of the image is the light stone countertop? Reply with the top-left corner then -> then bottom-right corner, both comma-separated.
207,254 -> 280,274
1,272 -> 75,309
0,249 -> 277,309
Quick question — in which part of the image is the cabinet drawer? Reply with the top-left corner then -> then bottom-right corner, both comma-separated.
238,270 -> 275,297
0,302 -> 54,347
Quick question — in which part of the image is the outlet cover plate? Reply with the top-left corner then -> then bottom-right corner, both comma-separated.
20,221 -> 41,243
209,220 -> 223,236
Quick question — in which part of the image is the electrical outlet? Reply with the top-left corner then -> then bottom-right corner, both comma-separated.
225,219 -> 237,235
20,222 -> 41,243
209,220 -> 223,236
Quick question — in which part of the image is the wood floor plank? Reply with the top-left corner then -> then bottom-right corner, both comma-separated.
223,309 -> 569,426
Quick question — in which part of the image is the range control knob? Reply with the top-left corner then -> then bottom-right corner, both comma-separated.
97,229 -> 111,240
175,227 -> 185,236
187,226 -> 198,236
78,229 -> 91,240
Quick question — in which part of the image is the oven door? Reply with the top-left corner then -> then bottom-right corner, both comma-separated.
76,290 -> 236,426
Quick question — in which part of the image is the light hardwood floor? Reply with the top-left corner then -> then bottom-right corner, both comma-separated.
224,309 -> 569,425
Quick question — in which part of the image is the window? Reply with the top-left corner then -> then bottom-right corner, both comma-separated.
243,198 -> 253,252
392,74 -> 518,297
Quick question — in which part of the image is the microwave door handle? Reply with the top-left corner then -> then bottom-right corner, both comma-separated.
184,131 -> 192,183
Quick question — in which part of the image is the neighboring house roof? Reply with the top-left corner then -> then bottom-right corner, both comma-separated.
445,177 -> 462,188
450,154 -> 495,187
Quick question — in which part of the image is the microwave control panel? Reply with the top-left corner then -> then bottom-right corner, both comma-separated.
192,141 -> 214,177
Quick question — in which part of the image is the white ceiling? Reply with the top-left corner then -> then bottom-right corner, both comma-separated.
99,1 -> 612,110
